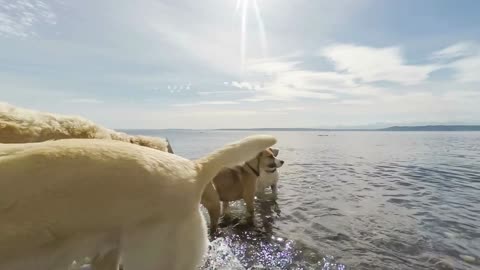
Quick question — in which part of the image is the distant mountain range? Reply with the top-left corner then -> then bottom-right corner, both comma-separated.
379,125 -> 480,131
217,125 -> 480,131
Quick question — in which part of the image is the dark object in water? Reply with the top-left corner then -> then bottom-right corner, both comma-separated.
324,233 -> 350,241
166,138 -> 174,153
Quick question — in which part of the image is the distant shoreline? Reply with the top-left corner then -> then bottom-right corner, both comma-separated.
119,125 -> 480,132
218,125 -> 480,131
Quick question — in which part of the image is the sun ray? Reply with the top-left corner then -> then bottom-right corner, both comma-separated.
240,0 -> 249,71
236,0 -> 268,72
253,0 -> 267,58
235,0 -> 242,14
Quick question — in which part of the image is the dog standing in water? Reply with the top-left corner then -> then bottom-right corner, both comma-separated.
201,147 -> 284,232
0,135 -> 276,270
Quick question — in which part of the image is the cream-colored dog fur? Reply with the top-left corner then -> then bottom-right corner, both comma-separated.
0,102 -> 172,153
0,135 -> 276,270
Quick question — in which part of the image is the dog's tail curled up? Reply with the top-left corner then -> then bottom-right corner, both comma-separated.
195,135 -> 276,187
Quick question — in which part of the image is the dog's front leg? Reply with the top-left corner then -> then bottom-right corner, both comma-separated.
271,184 -> 278,196
243,188 -> 256,224
222,201 -> 230,215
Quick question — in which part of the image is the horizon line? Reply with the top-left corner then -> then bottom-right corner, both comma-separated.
116,125 -> 480,131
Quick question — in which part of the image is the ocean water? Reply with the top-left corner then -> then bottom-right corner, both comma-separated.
125,130 -> 480,270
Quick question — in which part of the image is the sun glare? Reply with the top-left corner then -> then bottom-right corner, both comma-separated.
235,0 -> 268,72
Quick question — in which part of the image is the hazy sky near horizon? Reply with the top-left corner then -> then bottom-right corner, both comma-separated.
1,0 -> 479,128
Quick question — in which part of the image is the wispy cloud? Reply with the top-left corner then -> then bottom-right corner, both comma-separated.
0,0 -> 57,37
433,42 -> 480,82
247,59 -> 300,74
197,90 -> 247,95
432,42 -> 478,60
264,106 -> 305,112
1,0 -> 479,128
331,99 -> 373,105
320,44 -> 438,85
172,100 -> 239,107
230,81 -> 260,90
242,52 -> 383,102
66,98 -> 104,104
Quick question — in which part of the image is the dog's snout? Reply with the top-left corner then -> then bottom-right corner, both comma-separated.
280,160 -> 284,165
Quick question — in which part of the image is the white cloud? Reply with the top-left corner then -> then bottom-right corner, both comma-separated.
185,110 -> 257,116
66,98 -> 104,104
243,56 -> 383,102
432,42 -> 479,59
172,101 -> 239,107
197,90 -> 247,95
135,1 -> 243,75
321,44 -> 438,85
450,54 -> 480,82
241,97 -> 266,102
247,59 -> 300,74
231,81 -> 257,90
433,42 -> 480,82
0,0 -> 57,37
331,99 -> 372,105
264,106 -> 305,112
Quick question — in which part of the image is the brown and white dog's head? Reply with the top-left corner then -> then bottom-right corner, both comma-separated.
250,147 -> 284,174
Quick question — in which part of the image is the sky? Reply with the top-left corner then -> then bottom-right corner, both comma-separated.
1,0 -> 479,129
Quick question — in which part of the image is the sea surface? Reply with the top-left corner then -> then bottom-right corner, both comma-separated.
124,130 -> 480,270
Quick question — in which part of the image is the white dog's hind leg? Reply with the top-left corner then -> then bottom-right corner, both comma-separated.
122,209 -> 208,270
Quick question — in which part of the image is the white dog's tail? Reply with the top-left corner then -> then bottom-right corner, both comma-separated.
196,135 -> 276,187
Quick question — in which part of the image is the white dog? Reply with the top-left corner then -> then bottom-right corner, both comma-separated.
0,102 -> 172,153
0,135 -> 276,270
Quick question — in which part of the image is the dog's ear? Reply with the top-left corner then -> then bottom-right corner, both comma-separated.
270,147 -> 279,157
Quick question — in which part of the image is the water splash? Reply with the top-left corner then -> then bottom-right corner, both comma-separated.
201,238 -> 245,270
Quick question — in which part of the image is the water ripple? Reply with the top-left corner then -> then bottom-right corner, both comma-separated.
132,130 -> 480,270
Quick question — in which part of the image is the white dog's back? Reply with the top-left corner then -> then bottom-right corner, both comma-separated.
0,102 -> 171,152
0,135 -> 276,270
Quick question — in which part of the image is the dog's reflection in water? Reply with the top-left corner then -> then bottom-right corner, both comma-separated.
202,195 -> 312,270
214,192 -> 281,237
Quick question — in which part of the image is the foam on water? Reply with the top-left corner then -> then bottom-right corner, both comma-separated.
202,238 -> 245,270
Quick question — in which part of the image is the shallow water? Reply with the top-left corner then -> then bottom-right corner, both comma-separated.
124,130 -> 480,270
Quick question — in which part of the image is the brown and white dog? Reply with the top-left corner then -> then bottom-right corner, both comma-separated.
0,102 -> 280,267
0,135 -> 277,270
201,147 -> 284,232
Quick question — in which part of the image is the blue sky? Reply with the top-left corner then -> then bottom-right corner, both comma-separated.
1,0 -> 479,129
